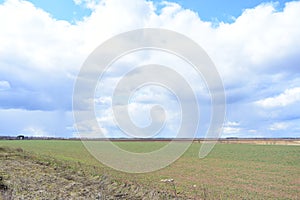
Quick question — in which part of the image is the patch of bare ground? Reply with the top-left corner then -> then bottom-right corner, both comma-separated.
0,147 -> 183,200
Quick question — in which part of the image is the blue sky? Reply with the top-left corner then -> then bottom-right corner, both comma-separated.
1,0 -> 290,22
0,0 -> 300,138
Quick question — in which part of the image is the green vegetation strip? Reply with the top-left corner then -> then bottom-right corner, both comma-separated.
0,140 -> 299,199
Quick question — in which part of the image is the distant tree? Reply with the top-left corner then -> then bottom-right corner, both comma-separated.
17,135 -> 25,140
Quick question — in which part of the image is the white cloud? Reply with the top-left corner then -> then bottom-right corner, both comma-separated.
223,126 -> 241,134
0,0 -> 300,138
1,0 -> 300,107
222,121 -> 241,136
73,0 -> 81,5
256,87 -> 300,108
269,122 -> 289,131
225,121 -> 239,127
0,81 -> 10,91
73,0 -> 100,9
0,0 -> 82,72
94,96 -> 112,105
23,127 -> 52,137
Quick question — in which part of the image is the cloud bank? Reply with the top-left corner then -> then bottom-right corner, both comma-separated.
0,0 -> 299,137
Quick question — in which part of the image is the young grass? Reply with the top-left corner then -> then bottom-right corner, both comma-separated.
0,140 -> 299,199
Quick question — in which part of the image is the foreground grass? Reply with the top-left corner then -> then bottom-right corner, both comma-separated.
0,140 -> 299,199
0,146 -> 175,199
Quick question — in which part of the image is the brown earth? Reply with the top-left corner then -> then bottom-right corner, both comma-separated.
0,147 -> 182,200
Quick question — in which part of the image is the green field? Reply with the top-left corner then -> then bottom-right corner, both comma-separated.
0,140 -> 299,199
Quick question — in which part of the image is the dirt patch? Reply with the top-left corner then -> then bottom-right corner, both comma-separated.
0,147 -> 181,200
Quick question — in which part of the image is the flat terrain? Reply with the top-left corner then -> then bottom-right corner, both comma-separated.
0,146 -> 175,200
0,140 -> 299,199
217,139 -> 300,145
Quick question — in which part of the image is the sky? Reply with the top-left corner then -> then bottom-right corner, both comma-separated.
0,0 -> 300,138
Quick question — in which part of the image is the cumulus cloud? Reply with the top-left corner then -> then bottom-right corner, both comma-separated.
223,126 -> 241,134
0,0 -> 300,137
223,121 -> 241,136
256,87 -> 300,108
0,0 -> 82,111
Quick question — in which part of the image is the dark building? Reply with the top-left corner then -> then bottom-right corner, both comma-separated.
17,135 -> 25,140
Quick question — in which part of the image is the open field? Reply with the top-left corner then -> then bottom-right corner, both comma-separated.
0,140 -> 299,199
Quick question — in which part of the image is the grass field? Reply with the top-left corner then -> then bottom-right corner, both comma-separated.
0,140 -> 299,199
